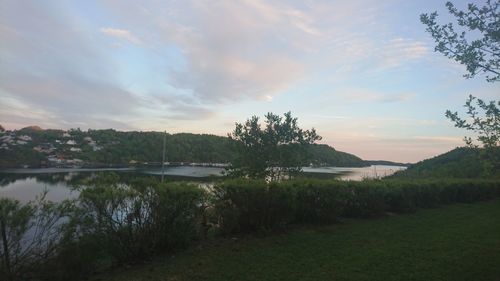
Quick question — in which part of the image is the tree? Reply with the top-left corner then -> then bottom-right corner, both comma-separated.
228,112 -> 321,180
421,1 -> 500,148
420,0 -> 500,82
445,95 -> 500,148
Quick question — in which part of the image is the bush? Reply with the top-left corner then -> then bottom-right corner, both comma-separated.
291,179 -> 347,223
0,195 -> 74,281
75,177 -> 206,265
212,178 -> 500,234
343,181 -> 387,217
212,179 -> 295,233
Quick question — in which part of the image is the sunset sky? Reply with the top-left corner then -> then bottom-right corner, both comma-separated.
1,0 -> 498,162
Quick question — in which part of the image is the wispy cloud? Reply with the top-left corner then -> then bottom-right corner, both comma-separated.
100,27 -> 142,44
101,0 -> 424,104
376,38 -> 429,69
340,89 -> 415,103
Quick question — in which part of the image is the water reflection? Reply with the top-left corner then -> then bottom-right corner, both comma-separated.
302,165 -> 406,181
0,165 -> 405,202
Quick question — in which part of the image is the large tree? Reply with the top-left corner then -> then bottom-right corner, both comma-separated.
227,112 -> 321,180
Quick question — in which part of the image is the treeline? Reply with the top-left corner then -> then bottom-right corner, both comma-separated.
0,128 -> 367,168
391,147 -> 500,179
1,176 -> 499,280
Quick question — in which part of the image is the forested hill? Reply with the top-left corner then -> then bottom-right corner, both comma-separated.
0,127 -> 368,168
390,147 -> 500,179
307,144 -> 367,167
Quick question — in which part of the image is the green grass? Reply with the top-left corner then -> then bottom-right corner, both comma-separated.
96,200 -> 500,281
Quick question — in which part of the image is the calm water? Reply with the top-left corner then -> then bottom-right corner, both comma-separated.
0,165 -> 405,202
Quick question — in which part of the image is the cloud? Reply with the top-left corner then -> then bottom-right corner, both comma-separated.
1,0 -> 438,135
152,1 -> 310,102
144,93 -> 217,121
0,2 -> 142,129
413,136 -> 463,143
100,27 -> 142,44
376,38 -> 429,69
340,89 -> 415,103
101,0 -> 421,104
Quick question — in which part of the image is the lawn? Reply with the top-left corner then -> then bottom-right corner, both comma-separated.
96,199 -> 500,281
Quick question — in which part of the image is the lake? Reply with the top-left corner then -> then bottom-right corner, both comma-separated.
0,165 -> 405,202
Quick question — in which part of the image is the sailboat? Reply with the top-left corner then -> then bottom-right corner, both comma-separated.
161,130 -> 166,183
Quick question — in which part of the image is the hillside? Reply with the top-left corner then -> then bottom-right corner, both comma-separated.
391,147 -> 500,179
0,127 -> 367,168
308,144 -> 368,167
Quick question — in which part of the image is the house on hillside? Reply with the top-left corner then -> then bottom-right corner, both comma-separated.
33,143 -> 55,154
0,135 -> 14,144
70,147 -> 82,152
18,135 -> 32,141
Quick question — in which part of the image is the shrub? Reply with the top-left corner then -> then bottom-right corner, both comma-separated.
75,178 -> 206,265
213,179 -> 295,233
0,195 -> 73,281
291,179 -> 347,223
343,181 -> 386,217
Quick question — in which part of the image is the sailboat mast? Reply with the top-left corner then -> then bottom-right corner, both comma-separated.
161,130 -> 166,183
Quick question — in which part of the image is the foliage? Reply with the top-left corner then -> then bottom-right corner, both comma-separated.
74,174 -> 206,265
227,112 -> 321,180
0,148 -> 46,169
212,179 -> 296,233
421,0 -> 500,82
0,195 -> 73,281
445,95 -> 500,148
290,179 -> 348,223
211,178 -> 500,234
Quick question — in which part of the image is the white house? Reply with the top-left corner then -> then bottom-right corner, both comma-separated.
18,135 -> 32,141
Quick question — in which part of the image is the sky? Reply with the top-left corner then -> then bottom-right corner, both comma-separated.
0,0 -> 498,163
